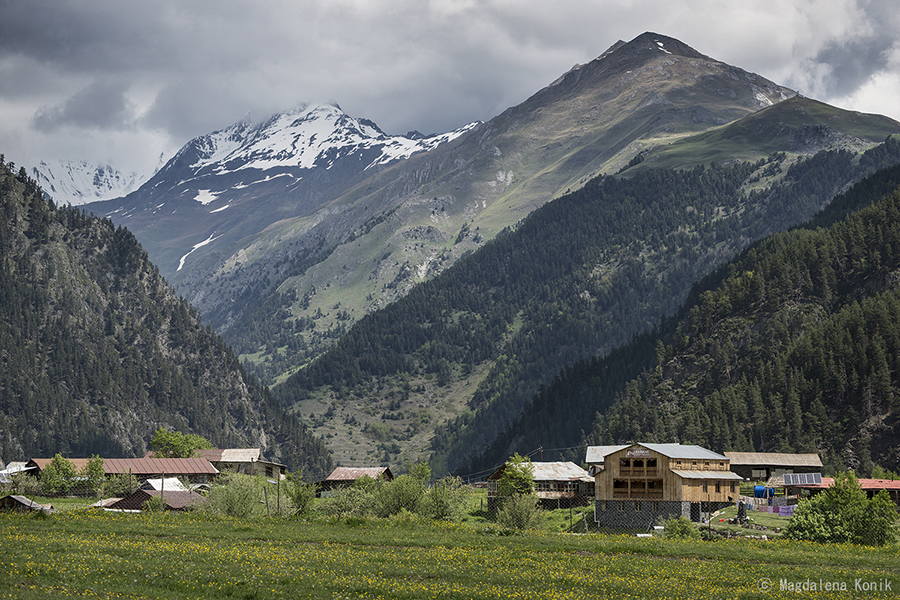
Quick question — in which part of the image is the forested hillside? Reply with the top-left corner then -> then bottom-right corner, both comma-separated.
480,161 -> 900,476
273,137 -> 900,474
0,156 -> 332,478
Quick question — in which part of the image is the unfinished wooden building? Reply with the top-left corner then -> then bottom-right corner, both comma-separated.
592,443 -> 743,528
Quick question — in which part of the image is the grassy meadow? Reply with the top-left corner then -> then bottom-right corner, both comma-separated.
2,503 -> 899,599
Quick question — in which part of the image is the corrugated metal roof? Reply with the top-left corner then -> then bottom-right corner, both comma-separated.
670,469 -> 743,480
488,461 -> 593,482
724,452 -> 822,467
28,457 -> 218,475
141,477 -> 189,492
325,467 -> 392,481
585,445 -> 630,464
531,462 -> 593,482
639,443 -> 728,460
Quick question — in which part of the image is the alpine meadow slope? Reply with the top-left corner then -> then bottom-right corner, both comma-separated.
0,157 -> 332,477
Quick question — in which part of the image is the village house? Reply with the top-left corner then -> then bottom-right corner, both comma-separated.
319,466 -> 394,495
591,442 -> 743,528
486,461 -> 594,511
724,451 -> 822,481
192,448 -> 287,480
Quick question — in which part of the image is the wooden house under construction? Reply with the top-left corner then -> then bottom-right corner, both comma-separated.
592,442 -> 743,528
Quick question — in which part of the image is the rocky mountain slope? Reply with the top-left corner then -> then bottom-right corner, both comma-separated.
86,32 -> 811,386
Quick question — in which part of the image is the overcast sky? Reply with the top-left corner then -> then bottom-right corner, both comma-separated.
2,0 -> 899,178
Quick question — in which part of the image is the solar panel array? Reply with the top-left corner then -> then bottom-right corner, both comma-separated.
783,472 -> 823,486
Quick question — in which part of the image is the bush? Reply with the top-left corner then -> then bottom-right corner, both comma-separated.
497,493 -> 544,530
375,474 -> 425,517
104,472 -> 139,498
421,476 -> 470,521
4,471 -> 40,496
319,485 -> 378,519
285,472 -> 317,516
40,454 -> 78,496
663,516 -> 700,540
784,472 -> 898,545
204,474 -> 262,518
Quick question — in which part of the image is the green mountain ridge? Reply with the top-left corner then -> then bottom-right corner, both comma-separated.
0,157 -> 332,478
471,160 -> 900,476
272,137 -> 900,475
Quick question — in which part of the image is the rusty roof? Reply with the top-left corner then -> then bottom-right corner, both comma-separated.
28,457 -> 218,476
325,466 -> 393,481
724,452 -> 822,467
791,477 -> 900,491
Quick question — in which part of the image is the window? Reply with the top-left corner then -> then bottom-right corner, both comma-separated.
620,459 -> 631,468
730,482 -> 736,492
633,459 -> 644,469
618,501 -> 626,511
715,482 -> 721,493
702,482 -> 708,493
647,459 -> 657,468
633,500 -> 641,511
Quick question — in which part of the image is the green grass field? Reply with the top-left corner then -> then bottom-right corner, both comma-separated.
2,506 -> 898,599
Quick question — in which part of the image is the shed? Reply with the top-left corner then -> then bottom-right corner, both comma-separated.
188,449 -> 287,480
724,452 -> 822,480
0,495 -> 53,513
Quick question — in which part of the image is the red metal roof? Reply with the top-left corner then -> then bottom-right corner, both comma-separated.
792,477 -> 900,491
28,457 -> 218,476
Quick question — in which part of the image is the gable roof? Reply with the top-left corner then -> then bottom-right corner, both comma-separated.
27,457 -> 218,476
724,452 -> 822,467
585,445 -> 631,464
634,443 -> 727,461
324,467 -> 392,482
141,477 -> 189,492
488,461 -> 593,483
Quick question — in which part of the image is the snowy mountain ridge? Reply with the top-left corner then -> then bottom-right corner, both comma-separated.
31,159 -> 146,206
163,103 -> 479,189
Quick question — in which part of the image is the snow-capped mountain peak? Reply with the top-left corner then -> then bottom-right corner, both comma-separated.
175,102 -> 476,177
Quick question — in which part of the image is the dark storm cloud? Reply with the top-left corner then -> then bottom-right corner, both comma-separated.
808,0 -> 899,97
32,79 -> 136,132
2,1 -> 898,179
